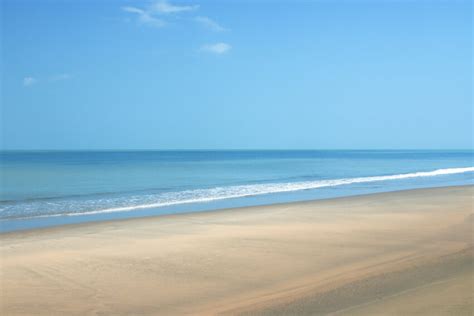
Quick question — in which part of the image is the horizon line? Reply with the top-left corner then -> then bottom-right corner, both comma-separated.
1,148 -> 473,152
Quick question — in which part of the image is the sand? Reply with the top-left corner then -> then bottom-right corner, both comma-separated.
0,186 -> 472,315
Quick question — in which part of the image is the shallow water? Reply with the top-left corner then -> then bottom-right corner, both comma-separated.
1,150 -> 472,232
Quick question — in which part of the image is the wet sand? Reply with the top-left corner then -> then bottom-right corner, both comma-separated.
1,186 -> 472,315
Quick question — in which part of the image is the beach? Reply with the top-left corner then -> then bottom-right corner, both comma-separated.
1,185 -> 472,315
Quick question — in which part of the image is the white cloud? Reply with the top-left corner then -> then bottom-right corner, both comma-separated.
121,1 -> 232,56
122,6 -> 145,15
51,73 -> 72,81
200,42 -> 231,54
195,16 -> 226,32
121,6 -> 165,28
23,77 -> 37,87
152,0 -> 199,14
23,74 -> 73,87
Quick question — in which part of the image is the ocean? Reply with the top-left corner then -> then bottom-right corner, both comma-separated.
1,150 -> 473,232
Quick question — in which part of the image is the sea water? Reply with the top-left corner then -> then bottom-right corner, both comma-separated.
1,150 -> 472,232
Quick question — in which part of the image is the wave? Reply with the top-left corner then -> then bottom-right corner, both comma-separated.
1,167 -> 473,220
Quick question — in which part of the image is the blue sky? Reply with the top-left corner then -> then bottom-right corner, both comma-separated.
1,0 -> 472,150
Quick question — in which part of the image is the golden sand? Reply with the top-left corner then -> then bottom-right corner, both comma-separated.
1,186 -> 472,315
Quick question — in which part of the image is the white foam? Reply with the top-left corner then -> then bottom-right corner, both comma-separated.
56,166 -> 473,217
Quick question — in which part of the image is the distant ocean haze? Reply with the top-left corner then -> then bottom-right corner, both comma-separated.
0,150 -> 473,231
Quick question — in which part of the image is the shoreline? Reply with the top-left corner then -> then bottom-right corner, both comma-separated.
1,185 -> 473,315
1,184 -> 472,236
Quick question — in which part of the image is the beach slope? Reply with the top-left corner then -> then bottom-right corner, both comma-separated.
1,186 -> 473,315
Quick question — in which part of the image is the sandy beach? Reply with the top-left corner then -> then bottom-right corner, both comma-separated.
0,185 -> 472,315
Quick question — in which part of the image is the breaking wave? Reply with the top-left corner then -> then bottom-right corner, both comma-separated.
1,167 -> 472,220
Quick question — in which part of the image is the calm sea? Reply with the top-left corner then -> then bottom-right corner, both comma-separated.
1,150 -> 473,232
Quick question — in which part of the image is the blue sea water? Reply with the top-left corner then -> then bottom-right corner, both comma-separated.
0,150 -> 473,232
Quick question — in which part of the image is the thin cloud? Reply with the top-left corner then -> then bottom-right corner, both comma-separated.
23,74 -> 73,87
51,73 -> 72,81
122,6 -> 165,28
152,0 -> 199,14
195,16 -> 226,32
23,77 -> 37,87
200,42 -> 231,54
122,6 -> 145,15
121,1 -> 232,53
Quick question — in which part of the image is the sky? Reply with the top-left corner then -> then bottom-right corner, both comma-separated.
1,0 -> 472,150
